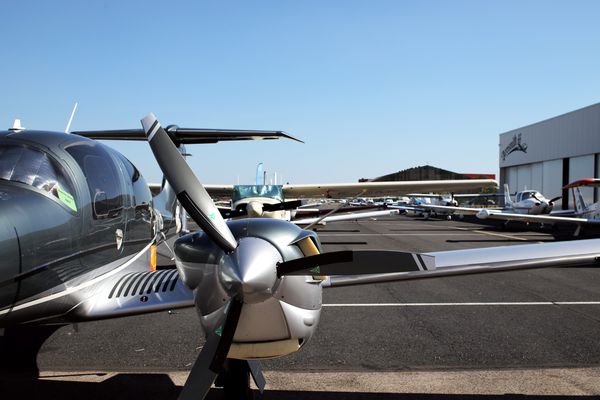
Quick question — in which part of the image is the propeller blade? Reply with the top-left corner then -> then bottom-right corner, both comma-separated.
178,299 -> 243,400
142,113 -> 237,253
549,196 -> 562,203
277,250 -> 433,277
262,200 -> 303,212
220,200 -> 304,219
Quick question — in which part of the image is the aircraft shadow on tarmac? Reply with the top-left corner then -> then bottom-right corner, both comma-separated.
445,239 -> 555,243
0,374 -> 597,400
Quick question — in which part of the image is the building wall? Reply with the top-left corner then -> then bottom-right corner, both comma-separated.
499,103 -> 600,210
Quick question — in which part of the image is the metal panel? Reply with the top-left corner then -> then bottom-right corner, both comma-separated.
531,162 -> 543,191
500,103 -> 600,168
542,159 -> 563,208
517,165 -> 532,191
506,167 -> 518,193
569,155 -> 595,206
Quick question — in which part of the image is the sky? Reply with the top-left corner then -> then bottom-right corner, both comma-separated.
1,1 -> 599,185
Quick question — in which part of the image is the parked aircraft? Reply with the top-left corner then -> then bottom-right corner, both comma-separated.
391,193 -> 495,219
0,121 -> 295,372
2,114 -> 600,400
413,184 -> 560,220
474,179 -> 600,236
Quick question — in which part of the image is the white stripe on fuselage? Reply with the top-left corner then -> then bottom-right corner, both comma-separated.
0,241 -> 154,316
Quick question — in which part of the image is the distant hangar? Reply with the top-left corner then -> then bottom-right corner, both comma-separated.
500,103 -> 600,210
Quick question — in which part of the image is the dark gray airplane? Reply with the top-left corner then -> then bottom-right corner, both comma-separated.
2,114 -> 600,400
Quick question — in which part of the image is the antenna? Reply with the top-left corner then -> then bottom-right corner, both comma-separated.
65,102 -> 78,133
9,119 -> 25,132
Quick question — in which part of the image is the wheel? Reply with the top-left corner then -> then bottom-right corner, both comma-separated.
220,359 -> 253,400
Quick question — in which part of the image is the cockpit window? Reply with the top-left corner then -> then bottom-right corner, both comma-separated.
0,143 -> 76,209
232,185 -> 284,203
65,142 -> 123,219
520,191 -> 539,201
116,153 -> 152,208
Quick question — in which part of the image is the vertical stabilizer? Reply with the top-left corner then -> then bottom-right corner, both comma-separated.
572,187 -> 587,214
503,184 -> 514,208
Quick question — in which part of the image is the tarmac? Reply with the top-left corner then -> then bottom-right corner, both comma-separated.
3,215 -> 600,399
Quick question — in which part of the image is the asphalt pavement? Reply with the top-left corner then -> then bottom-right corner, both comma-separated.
4,215 -> 600,398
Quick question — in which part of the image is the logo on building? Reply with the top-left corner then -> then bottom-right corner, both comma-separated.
501,133 -> 528,161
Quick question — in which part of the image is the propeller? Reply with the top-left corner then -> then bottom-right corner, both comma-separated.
549,196 -> 562,204
277,250 -> 433,277
143,114 -> 296,399
142,113 -> 435,399
142,113 -> 237,253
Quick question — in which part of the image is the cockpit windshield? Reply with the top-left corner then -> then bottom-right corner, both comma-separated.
0,143 -> 74,201
520,191 -> 540,201
232,185 -> 284,203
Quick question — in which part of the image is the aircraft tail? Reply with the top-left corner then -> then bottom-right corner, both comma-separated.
572,187 -> 587,214
152,178 -> 181,234
503,184 -> 514,208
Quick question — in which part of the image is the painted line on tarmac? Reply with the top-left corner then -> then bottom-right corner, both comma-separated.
451,226 -> 533,241
317,233 -> 499,237
323,301 -> 600,307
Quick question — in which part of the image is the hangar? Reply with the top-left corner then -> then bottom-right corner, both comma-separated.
499,103 -> 600,210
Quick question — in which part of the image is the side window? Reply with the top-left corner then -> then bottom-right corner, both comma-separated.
65,142 -> 123,219
116,154 -> 152,208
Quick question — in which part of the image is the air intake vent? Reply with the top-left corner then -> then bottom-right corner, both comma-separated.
108,269 -> 179,299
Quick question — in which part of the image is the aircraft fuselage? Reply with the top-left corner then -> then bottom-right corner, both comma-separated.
0,130 -> 158,326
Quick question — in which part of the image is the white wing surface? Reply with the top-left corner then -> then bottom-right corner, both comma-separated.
283,179 -> 497,199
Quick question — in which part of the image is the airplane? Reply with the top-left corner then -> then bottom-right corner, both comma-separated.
409,184 -> 560,221
2,114 -> 600,400
473,179 -> 600,237
390,193 -> 495,220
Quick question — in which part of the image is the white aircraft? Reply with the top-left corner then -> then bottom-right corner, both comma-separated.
412,184 -> 560,220
390,192 -> 495,220
500,184 -> 560,215
474,179 -> 600,236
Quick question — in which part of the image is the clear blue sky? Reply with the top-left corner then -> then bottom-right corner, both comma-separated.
1,1 -> 599,184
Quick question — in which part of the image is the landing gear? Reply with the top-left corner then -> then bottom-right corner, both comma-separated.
0,324 -> 64,377
215,359 -> 254,400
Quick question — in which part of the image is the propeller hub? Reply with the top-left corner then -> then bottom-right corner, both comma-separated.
246,201 -> 264,217
223,237 -> 282,304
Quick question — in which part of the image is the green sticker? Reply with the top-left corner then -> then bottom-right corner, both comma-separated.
310,266 -> 321,274
209,212 -> 216,220
214,326 -> 223,337
57,187 -> 77,212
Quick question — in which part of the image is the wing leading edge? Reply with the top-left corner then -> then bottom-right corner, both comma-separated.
283,179 -> 497,199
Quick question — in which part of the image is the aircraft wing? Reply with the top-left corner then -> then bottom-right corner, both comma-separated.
319,238 -> 600,287
282,179 -> 497,199
204,184 -> 234,198
414,204 -> 485,215
293,209 -> 399,226
475,209 -> 597,225
151,183 -> 234,199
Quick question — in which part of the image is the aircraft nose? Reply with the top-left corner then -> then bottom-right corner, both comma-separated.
229,237 -> 281,303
